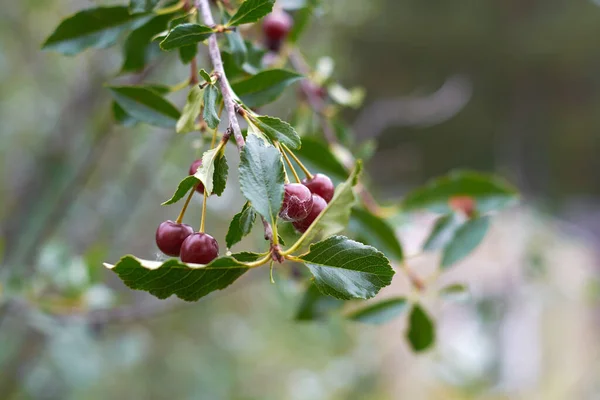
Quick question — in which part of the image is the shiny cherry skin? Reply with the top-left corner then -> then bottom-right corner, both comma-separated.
279,183 -> 314,222
293,194 -> 327,233
302,173 -> 335,203
155,220 -> 194,257
189,159 -> 205,194
180,232 -> 219,264
262,10 -> 292,50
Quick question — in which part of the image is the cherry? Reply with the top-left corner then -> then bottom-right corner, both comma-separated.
189,159 -> 205,193
279,183 -> 313,222
302,173 -> 335,203
180,232 -> 219,264
262,10 -> 292,51
293,194 -> 327,233
449,196 -> 476,218
155,220 -> 194,257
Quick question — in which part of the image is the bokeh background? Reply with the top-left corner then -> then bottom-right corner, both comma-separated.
2,0 -> 600,398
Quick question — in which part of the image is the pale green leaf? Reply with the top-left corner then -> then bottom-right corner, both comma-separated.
423,213 -> 464,251
231,69 -> 302,107
108,85 -> 180,128
441,216 -> 490,268
203,84 -> 221,129
347,297 -> 408,324
176,86 -> 203,133
193,147 -> 224,195
129,0 -> 160,13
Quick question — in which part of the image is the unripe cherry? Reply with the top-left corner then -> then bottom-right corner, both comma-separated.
189,159 -> 205,194
180,232 -> 219,264
279,183 -> 313,222
155,220 -> 194,257
293,194 -> 327,233
301,173 -> 335,203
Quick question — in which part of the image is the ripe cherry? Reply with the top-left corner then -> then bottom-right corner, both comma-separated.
302,173 -> 335,203
449,196 -> 476,218
180,232 -> 219,264
293,194 -> 327,233
189,159 -> 205,194
279,183 -> 313,222
262,10 -> 292,51
155,220 -> 194,257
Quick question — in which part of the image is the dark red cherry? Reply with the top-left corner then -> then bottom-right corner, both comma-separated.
189,159 -> 205,194
262,10 -> 292,49
180,232 -> 219,264
302,173 -> 335,203
279,183 -> 313,222
293,194 -> 327,233
155,220 -> 194,257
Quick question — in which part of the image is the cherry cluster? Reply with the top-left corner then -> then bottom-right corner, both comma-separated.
279,174 -> 334,232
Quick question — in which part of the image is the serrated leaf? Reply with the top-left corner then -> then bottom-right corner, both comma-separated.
349,208 -> 404,261
294,137 -> 348,180
299,236 -> 394,300
104,255 -> 249,301
423,213 -> 464,252
112,101 -> 138,127
122,14 -> 172,73
347,297 -> 408,324
212,153 -> 228,196
253,116 -> 301,150
439,283 -> 470,302
441,216 -> 490,269
231,69 -> 302,108
193,147 -> 223,195
403,170 -> 518,214
228,0 -> 275,26
239,135 -> 285,224
42,6 -> 152,55
226,202 -> 257,248
162,175 -> 199,205
130,0 -> 160,13
295,282 -> 345,321
203,84 -> 221,129
108,86 -> 180,128
176,86 -> 203,133
291,162 -> 361,251
179,44 -> 197,64
406,304 -> 435,352
159,23 -> 214,50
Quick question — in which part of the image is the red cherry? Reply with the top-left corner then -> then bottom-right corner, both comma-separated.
189,159 -> 205,194
180,232 -> 219,264
301,173 -> 335,203
155,220 -> 194,257
293,194 -> 327,233
262,10 -> 292,50
279,183 -> 313,222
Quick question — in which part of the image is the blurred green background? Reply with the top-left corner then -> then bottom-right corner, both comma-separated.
2,0 -> 600,398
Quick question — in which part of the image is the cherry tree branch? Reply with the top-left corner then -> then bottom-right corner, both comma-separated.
196,0 -> 245,149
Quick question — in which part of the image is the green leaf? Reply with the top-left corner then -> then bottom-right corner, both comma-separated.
295,282 -> 345,321
291,162 -> 361,251
403,170 -> 518,214
130,0 -> 160,13
221,51 -> 248,81
239,135 -> 285,224
199,69 -> 212,83
193,147 -> 224,195
439,283 -> 470,302
225,30 -> 247,65
212,153 -> 228,196
104,255 -> 249,301
179,44 -> 197,64
441,216 -> 490,269
422,213 -> 464,252
176,86 -> 203,133
253,116 -> 301,150
108,86 -> 180,128
226,202 -> 257,248
406,304 -> 435,352
288,2 -> 315,43
228,0 -> 275,27
294,137 -> 348,180
299,235 -> 395,300
349,208 -> 404,261
159,23 -> 214,50
42,6 -> 151,55
203,84 -> 221,129
347,297 -> 408,325
162,175 -> 199,205
122,14 -> 172,73
231,69 -> 302,108
112,102 -> 138,127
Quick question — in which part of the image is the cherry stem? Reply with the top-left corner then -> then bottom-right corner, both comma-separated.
175,184 -> 197,224
276,142 -> 301,183
281,143 -> 313,180
269,260 -> 275,284
200,186 -> 208,233
190,57 -> 199,85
